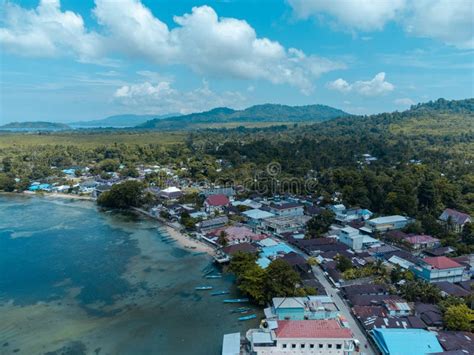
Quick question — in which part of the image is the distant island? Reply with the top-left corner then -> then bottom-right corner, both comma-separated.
0,121 -> 71,131
138,103 -> 350,130
71,113 -> 180,128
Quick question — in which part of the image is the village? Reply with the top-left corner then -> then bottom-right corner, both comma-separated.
20,160 -> 474,355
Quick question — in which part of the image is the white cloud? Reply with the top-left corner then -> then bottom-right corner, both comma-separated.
327,72 -> 394,96
0,1 -> 345,92
404,0 -> 474,49
0,0 -> 105,63
288,0 -> 474,49
288,0 -> 406,31
394,98 -> 415,106
113,80 -> 247,115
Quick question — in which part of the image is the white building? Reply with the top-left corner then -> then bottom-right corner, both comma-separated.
247,320 -> 356,355
338,227 -> 378,251
362,215 -> 410,233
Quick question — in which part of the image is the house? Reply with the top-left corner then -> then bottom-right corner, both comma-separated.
221,242 -> 258,256
267,202 -> 304,217
403,234 -> 440,251
202,187 -> 235,198
198,216 -> 228,232
208,225 -> 264,245
362,215 -> 410,233
270,296 -> 339,321
335,208 -> 373,224
435,282 -> 471,297
159,186 -> 183,200
93,184 -> 111,198
412,256 -> 466,283
242,209 -> 275,229
414,303 -> 443,329
343,284 -> 389,297
383,300 -> 412,317
204,194 -> 230,213
436,331 -> 474,353
371,328 -> 443,355
439,208 -> 471,233
338,226 -> 379,251
246,320 -> 356,355
222,332 -> 240,355
280,252 -> 311,274
261,215 -> 311,235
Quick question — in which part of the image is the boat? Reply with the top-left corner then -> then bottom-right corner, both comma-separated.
238,314 -> 256,321
231,307 -> 251,313
223,298 -> 249,303
211,290 -> 230,296
195,286 -> 213,291
205,274 -> 222,279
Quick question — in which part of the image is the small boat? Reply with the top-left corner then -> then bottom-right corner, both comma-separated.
223,298 -> 249,303
211,290 -> 230,296
231,307 -> 251,313
205,274 -> 222,279
195,286 -> 213,291
238,314 -> 256,321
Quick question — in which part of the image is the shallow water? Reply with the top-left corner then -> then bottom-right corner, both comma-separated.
0,195 -> 260,354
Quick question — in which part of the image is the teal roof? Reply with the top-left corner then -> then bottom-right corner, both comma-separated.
261,244 -> 294,257
371,328 -> 443,355
257,257 -> 271,269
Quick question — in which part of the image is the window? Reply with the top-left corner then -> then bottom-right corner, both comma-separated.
301,344 -> 305,349
328,344 -> 333,348
310,344 -> 314,349
319,344 -> 323,349
292,344 -> 296,349
282,344 -> 287,349
336,344 -> 342,349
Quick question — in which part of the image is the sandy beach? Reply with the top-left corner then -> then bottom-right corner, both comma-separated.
164,224 -> 216,256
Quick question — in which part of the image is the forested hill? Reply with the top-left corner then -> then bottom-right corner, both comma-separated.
0,121 -> 71,130
138,103 -> 350,129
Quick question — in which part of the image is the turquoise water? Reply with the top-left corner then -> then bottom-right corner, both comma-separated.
0,195 -> 260,354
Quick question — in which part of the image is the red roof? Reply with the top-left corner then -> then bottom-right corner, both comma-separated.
276,320 -> 353,339
404,234 -> 439,245
423,256 -> 463,270
205,194 -> 230,206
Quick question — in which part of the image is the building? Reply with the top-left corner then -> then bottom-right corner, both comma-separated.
207,225 -> 264,245
403,234 -> 440,251
338,226 -> 378,251
362,215 -> 410,233
269,296 -> 339,321
198,216 -> 229,232
222,332 -> 240,355
204,194 -> 230,213
159,186 -> 183,200
246,319 -> 356,355
202,187 -> 235,198
262,215 -> 311,235
242,209 -> 275,229
267,202 -> 305,217
383,300 -> 412,317
371,328 -> 443,355
412,256 -> 466,283
439,208 -> 472,233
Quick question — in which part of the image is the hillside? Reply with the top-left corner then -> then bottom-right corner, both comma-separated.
0,121 -> 71,130
138,104 -> 350,129
71,113 -> 180,128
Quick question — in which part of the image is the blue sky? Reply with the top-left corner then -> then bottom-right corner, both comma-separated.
1,0 -> 473,123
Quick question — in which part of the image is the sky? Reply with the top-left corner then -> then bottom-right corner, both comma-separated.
0,0 -> 473,123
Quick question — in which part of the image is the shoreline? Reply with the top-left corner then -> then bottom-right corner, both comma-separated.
0,190 -> 94,201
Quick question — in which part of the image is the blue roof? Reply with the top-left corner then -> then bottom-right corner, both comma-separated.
371,328 -> 443,355
242,209 -> 275,220
261,244 -> 294,258
257,257 -> 271,269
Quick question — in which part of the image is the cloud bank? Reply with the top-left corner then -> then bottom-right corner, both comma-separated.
327,72 -> 394,96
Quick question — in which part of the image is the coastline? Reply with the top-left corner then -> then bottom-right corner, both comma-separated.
0,190 -> 94,201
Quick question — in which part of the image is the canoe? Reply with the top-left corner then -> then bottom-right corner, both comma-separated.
231,307 -> 251,313
195,286 -> 213,290
211,291 -> 229,296
223,298 -> 249,303
238,314 -> 256,321
205,275 -> 222,279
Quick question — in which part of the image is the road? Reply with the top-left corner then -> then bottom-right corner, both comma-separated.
311,265 -> 376,355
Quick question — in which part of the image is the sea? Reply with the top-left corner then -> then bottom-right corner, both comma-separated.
0,195 -> 260,355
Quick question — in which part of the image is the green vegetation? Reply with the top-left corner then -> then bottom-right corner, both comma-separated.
97,180 -> 146,209
0,121 -> 70,130
443,304 -> 474,331
139,103 -> 349,129
228,252 -> 314,305
399,280 -> 442,303
306,210 -> 335,237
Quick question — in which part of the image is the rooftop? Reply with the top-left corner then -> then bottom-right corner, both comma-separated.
368,215 -> 409,225
275,320 -> 352,339
423,256 -> 463,270
439,208 -> 471,225
404,234 -> 440,245
242,209 -> 275,220
371,328 -> 443,355
205,194 -> 230,206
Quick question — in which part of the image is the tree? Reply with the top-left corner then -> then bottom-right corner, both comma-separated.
238,265 -> 266,305
218,231 -> 228,247
306,210 -> 334,237
461,223 -> 474,246
336,255 -> 352,272
228,251 -> 258,277
265,259 -> 301,301
400,280 -> 441,303
0,173 -> 16,192
97,181 -> 144,209
444,304 -> 474,331
307,256 -> 318,266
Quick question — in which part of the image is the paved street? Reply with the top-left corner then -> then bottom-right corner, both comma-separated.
311,265 -> 376,355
